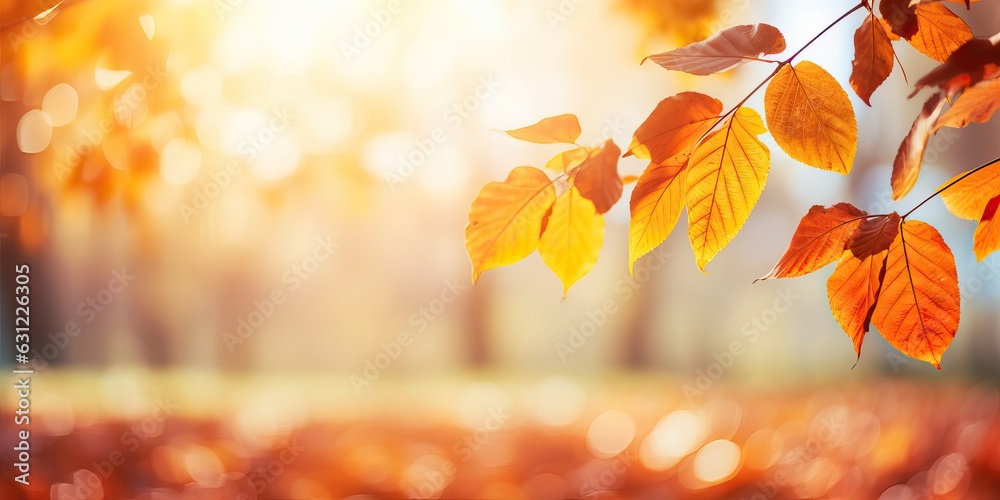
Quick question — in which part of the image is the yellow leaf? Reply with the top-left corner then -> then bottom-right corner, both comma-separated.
538,185 -> 605,295
505,114 -> 581,144
545,146 -> 598,172
465,167 -> 556,283
686,107 -> 770,271
940,158 -> 1000,220
629,158 -> 687,274
765,61 -> 858,174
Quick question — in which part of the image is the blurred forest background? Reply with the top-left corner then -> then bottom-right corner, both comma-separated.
2,0 -> 1000,498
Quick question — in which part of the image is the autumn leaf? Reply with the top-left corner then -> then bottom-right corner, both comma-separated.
625,92 -> 722,164
758,203 -> 868,281
934,78 -> 1000,131
538,185 -> 605,295
881,0 -> 919,39
974,195 -> 1000,261
872,220 -> 960,368
765,61 -> 858,174
629,158 -> 687,273
465,167 -> 556,282
826,213 -> 900,358
572,140 -> 623,214
908,0 -> 978,8
940,158 -> 1000,219
686,107 -> 770,270
851,12 -> 895,106
891,92 -> 948,200
505,114 -> 582,144
911,37 -> 1000,97
907,3 -> 974,62
643,24 -> 786,76
545,146 -> 598,172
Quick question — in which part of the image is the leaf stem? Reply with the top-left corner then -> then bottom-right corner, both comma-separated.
784,1 -> 867,64
901,157 -> 1000,219
697,1 -> 867,144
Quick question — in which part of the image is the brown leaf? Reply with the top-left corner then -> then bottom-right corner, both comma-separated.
827,213 -> 900,358
505,114 -> 581,144
881,0 -> 919,39
911,37 -> 1000,97
758,203 -> 868,281
851,13 -> 895,106
643,24 -> 786,76
625,92 -> 722,164
872,220 -> 960,368
573,140 -> 623,214
891,92 -> 948,200
934,77 -> 1000,131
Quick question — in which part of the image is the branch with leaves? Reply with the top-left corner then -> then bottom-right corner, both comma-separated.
464,0 -> 1000,368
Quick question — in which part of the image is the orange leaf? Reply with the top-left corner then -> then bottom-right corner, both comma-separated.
758,203 -> 868,281
505,114 -> 581,144
826,213 -> 900,358
686,107 -> 770,271
465,167 -> 556,282
891,91 -> 948,200
908,3 -> 974,62
643,24 -> 786,76
934,78 -> 1000,131
940,158 -> 1000,219
872,220 -> 960,368
765,61 -> 858,174
573,140 -> 623,214
545,146 -> 598,172
974,195 -> 1000,261
851,13 -> 895,106
538,185 -> 605,295
625,92 -> 722,164
908,0 -> 978,7
629,158 -> 687,273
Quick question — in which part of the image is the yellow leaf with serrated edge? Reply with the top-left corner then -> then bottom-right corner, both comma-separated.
465,167 -> 556,282
629,158 -> 687,274
538,185 -> 605,295
686,107 -> 770,270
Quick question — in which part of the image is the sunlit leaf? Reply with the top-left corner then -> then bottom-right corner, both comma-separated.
934,78 -> 1000,131
892,91 -> 948,200
505,114 -> 581,144
573,140 -> 623,214
851,13 -> 895,106
908,3 -> 974,62
465,167 -> 556,282
629,158 -> 687,274
686,107 -> 770,270
625,92 -> 722,164
939,158 -> 1000,219
538,185 -> 605,295
758,203 -> 868,281
545,146 -> 597,172
872,220 -> 960,368
643,23 -> 786,76
974,195 -> 1000,261
765,61 -> 858,174
826,213 -> 900,358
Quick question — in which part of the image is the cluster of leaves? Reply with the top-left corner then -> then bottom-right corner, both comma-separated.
465,0 -> 1000,367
